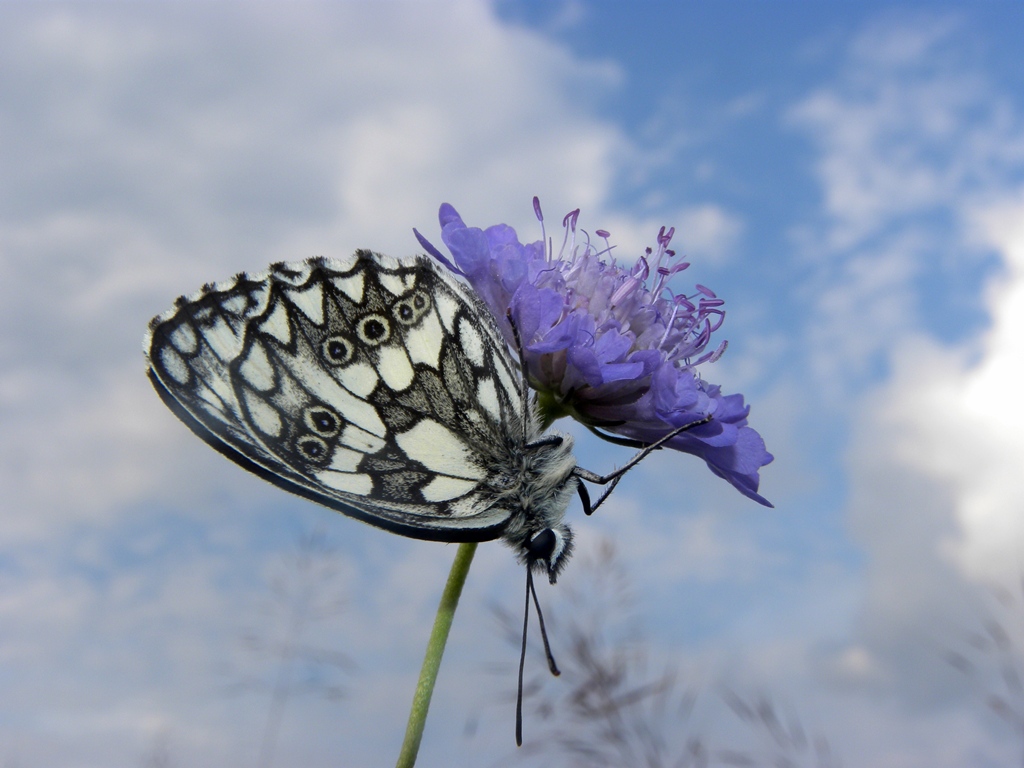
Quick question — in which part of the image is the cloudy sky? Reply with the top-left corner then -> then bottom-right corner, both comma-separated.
3,1 -> 1024,766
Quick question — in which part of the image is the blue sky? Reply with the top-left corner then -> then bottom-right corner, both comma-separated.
3,1 -> 1024,766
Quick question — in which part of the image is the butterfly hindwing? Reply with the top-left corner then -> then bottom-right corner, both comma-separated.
146,251 -> 526,541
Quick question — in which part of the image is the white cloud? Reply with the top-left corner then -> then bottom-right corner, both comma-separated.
856,193 -> 1024,585
0,3 -> 644,763
794,39 -> 1024,747
4,4 -> 1024,765
0,4 -> 761,765
584,493 -> 771,586
787,12 -> 1024,400
954,196 -> 1024,575
790,14 -> 998,251
582,203 -> 742,271
666,203 -> 744,265
0,1 -> 629,541
762,13 -> 1024,750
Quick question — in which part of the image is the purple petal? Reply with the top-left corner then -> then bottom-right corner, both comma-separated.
438,202 -> 464,231
414,227 -> 462,275
511,284 -> 564,346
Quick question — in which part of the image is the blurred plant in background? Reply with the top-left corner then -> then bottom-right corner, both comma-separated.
480,539 -> 839,768
947,578 -> 1024,766
223,528 -> 354,768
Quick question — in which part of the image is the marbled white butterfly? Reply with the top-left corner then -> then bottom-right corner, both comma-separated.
145,250 -> 701,742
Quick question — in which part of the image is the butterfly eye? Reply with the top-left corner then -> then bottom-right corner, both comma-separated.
526,529 -> 557,562
304,406 -> 341,437
357,314 -> 392,346
322,335 -> 355,365
296,435 -> 330,463
393,289 -> 432,326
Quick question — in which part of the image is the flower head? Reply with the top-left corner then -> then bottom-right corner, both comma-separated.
415,199 -> 773,506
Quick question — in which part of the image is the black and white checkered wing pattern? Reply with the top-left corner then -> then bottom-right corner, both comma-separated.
145,251 -> 526,541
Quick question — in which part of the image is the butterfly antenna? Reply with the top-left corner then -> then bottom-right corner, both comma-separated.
516,566 -> 560,747
506,310 -> 531,445
529,569 -> 560,676
516,567 -> 531,747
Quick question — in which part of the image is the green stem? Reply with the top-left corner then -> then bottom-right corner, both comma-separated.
395,541 -> 478,768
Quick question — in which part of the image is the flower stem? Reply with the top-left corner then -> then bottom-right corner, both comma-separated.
395,541 -> 478,768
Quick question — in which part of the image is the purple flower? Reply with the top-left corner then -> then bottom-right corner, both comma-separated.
415,199 -> 773,506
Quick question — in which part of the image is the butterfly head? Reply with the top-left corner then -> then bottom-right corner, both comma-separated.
525,525 -> 573,585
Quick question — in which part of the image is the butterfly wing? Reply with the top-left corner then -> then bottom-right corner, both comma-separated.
145,251 -> 527,541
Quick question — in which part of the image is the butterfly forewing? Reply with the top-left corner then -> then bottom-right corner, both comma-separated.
146,251 -> 526,540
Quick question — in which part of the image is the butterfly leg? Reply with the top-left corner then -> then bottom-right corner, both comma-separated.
573,414 -> 713,515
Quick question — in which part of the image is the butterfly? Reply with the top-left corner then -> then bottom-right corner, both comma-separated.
144,250 -> 702,743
